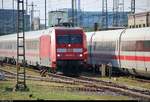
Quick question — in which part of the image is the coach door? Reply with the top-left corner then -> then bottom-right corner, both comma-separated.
40,36 -> 51,67
144,31 -> 150,72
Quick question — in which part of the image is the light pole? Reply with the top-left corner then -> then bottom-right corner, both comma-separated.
45,0 -> 47,29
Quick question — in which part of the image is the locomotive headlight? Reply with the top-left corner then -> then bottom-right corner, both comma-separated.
79,54 -> 83,57
57,54 -> 60,57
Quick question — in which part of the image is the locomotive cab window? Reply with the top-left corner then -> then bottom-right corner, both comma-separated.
56,34 -> 82,44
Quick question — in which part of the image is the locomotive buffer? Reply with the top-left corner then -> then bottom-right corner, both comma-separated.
15,0 -> 28,91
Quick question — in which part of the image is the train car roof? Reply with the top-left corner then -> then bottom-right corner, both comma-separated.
0,29 -> 49,41
96,29 -> 124,41
86,27 -> 150,42
0,27 -> 83,41
85,29 -> 125,42
121,27 -> 150,41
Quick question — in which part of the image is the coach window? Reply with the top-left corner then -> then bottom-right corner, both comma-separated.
108,42 -> 112,50
111,42 -> 116,51
8,43 -> 11,49
13,41 -> 16,49
126,41 -> 130,51
0,42 -> 2,48
129,41 -> 136,51
32,41 -> 34,49
5,42 -> 8,49
99,42 -> 103,50
9,42 -> 12,49
33,40 -> 38,50
26,41 -> 31,50
139,24 -> 141,28
1,42 -> 3,49
121,41 -> 135,51
143,24 -> 145,27
103,42 -> 106,51
136,25 -> 138,28
121,41 -> 127,51
144,40 -> 150,51
136,41 -> 143,51
8,43 -> 9,49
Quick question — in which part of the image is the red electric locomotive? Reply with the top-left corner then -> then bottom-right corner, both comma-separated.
0,27 -> 87,75
40,27 -> 87,75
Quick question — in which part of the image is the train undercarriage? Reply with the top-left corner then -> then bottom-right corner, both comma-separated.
57,60 -> 84,76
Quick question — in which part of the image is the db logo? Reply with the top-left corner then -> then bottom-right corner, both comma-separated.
66,54 -> 73,57
67,48 -> 73,52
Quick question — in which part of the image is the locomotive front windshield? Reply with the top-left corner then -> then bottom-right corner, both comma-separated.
56,34 -> 82,44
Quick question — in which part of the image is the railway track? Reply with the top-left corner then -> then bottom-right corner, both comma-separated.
131,77 -> 150,83
0,67 -> 106,93
47,73 -> 150,100
0,64 -> 150,101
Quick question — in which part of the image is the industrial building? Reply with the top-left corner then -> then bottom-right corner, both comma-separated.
32,17 -> 40,30
48,8 -> 129,31
128,12 -> 150,28
48,10 -> 68,27
0,9 -> 30,35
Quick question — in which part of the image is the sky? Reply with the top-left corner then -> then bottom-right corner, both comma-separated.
1,0 -> 150,24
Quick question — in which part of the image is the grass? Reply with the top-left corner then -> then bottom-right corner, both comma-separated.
0,79 -> 132,100
99,76 -> 150,89
81,72 -> 150,89
0,66 -> 40,76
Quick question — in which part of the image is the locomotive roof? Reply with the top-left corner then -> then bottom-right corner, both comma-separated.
0,27 -> 83,41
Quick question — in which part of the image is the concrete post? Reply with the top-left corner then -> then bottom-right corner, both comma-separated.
106,62 -> 112,79
101,64 -> 106,77
0,72 -> 5,80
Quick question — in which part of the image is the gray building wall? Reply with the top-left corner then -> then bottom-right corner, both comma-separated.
0,9 -> 30,35
128,12 -> 150,28
48,8 -> 129,30
48,10 -> 68,27
33,17 -> 40,30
